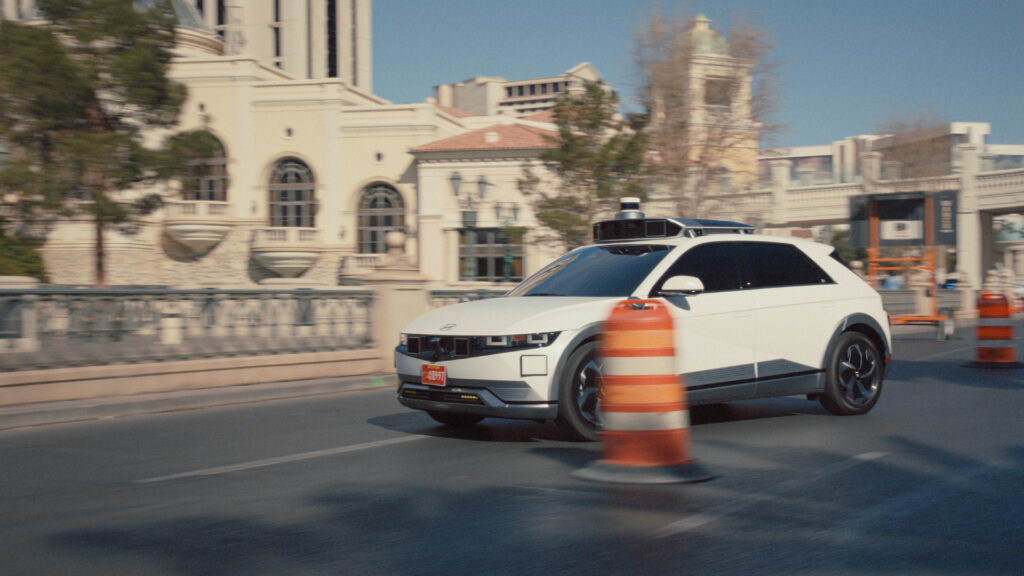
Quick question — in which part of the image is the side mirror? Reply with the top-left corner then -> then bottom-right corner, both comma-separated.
660,275 -> 704,296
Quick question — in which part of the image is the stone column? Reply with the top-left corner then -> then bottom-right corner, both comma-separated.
364,232 -> 431,373
769,159 -> 791,226
861,152 -> 883,194
957,144 -> 981,313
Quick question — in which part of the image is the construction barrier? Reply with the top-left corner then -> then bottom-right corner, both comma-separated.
573,299 -> 713,484
970,292 -> 1022,369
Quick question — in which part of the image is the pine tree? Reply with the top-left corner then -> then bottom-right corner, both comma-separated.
0,0 -> 186,286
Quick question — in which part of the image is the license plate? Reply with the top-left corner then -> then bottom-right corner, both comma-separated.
421,364 -> 446,387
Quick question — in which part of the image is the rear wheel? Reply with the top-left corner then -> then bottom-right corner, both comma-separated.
820,331 -> 883,415
556,341 -> 603,441
427,411 -> 484,427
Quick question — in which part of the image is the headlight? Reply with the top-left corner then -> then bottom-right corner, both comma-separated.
482,332 -> 559,350
399,333 -> 408,346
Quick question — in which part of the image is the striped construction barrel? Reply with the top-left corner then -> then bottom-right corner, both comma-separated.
973,292 -> 1021,368
572,299 -> 712,484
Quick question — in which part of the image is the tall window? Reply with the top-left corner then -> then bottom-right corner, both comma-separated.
459,228 -> 524,282
271,0 -> 282,67
215,0 -> 226,38
269,158 -> 316,227
182,132 -> 228,201
358,184 -> 405,253
326,0 -> 338,77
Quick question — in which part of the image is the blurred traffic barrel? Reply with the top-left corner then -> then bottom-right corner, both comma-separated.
573,299 -> 713,484
970,292 -> 1022,369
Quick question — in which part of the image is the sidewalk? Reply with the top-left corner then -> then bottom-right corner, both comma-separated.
0,374 -> 399,431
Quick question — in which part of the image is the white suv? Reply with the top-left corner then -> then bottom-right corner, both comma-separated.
396,210 -> 892,440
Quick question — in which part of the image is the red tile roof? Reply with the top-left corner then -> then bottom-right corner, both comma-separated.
521,110 -> 555,123
413,123 -> 557,152
436,104 -> 476,118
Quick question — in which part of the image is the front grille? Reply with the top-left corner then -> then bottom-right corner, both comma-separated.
400,332 -> 559,362
401,387 -> 484,404
403,335 -> 472,361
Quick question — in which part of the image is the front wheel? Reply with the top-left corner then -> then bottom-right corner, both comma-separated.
556,341 -> 603,441
820,331 -> 883,415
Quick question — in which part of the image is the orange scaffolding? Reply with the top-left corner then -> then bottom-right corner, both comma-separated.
866,194 -> 951,332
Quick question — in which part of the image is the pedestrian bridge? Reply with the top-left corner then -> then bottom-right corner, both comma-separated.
708,145 -> 1024,287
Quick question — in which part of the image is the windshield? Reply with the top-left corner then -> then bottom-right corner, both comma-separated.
507,244 -> 672,297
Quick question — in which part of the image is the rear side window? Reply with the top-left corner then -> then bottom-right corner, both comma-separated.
653,242 -> 743,293
744,243 -> 834,288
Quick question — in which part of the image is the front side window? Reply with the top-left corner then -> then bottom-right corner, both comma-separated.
654,242 -> 743,294
509,244 -> 671,297
357,184 -> 404,253
459,228 -> 524,282
269,158 -> 316,227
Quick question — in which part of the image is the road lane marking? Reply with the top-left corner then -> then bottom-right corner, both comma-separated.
653,451 -> 888,538
138,435 -> 425,483
912,345 -> 977,361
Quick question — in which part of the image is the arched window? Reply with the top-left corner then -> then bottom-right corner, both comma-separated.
358,184 -> 405,254
269,158 -> 316,227
181,132 -> 228,201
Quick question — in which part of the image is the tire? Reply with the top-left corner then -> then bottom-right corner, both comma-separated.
427,411 -> 484,427
820,331 -> 883,415
556,341 -> 603,441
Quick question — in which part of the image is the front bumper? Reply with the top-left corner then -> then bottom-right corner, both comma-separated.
397,382 -> 559,420
394,343 -> 566,421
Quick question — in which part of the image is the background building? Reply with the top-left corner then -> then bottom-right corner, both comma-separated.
190,0 -> 372,91
2,2 -> 1023,291
434,62 -> 606,118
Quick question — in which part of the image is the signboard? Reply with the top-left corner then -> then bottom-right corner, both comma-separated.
933,190 -> 958,246
849,191 -> 958,248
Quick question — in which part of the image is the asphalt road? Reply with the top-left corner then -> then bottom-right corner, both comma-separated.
1,326 -> 1022,575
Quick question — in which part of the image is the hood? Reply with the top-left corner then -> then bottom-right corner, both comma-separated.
401,296 -> 620,335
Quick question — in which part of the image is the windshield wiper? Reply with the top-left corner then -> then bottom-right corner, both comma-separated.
524,292 -> 564,296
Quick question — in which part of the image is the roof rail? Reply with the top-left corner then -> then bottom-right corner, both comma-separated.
592,217 -> 754,242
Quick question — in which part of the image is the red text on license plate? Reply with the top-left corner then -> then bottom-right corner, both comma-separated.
422,364 -> 446,386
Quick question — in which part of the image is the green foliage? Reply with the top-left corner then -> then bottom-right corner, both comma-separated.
520,83 -> 647,250
0,1 -> 187,286
830,229 -> 866,265
0,235 -> 49,282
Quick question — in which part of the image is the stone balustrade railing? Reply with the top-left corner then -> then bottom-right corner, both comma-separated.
0,287 -> 374,371
0,286 -> 506,373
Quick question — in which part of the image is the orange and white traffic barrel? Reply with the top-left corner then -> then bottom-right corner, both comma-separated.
573,299 -> 713,484
971,292 -> 1022,369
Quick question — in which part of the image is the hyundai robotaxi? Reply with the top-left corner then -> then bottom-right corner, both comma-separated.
395,201 -> 892,440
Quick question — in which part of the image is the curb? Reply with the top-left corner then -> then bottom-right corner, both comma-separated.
0,374 -> 399,431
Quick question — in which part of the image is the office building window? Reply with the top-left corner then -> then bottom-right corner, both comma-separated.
269,158 -> 316,228
458,228 -> 523,282
357,184 -> 405,254
552,83 -> 560,93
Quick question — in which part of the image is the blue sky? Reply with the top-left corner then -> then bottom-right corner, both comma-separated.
373,0 -> 1024,148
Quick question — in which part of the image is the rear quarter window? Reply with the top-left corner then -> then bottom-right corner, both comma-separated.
745,242 -> 834,288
